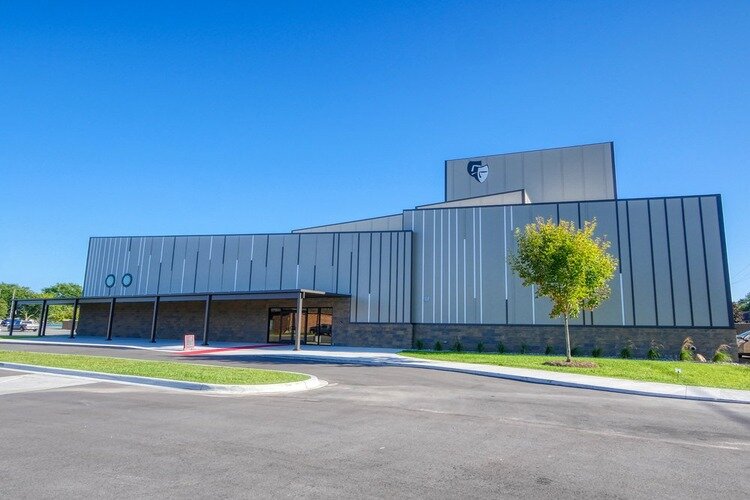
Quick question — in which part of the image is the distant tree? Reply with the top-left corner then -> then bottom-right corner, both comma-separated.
733,302 -> 744,324
42,282 -> 83,323
0,283 -> 39,320
736,292 -> 750,312
41,282 -> 83,298
509,218 -> 618,362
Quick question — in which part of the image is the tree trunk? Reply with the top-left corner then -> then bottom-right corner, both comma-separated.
564,314 -> 572,362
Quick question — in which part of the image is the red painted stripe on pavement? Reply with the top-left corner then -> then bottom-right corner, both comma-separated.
178,344 -> 279,355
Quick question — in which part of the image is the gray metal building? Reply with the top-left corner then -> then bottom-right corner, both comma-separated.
10,142 -> 735,355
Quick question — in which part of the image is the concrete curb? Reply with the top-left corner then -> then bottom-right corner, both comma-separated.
0,339 -> 176,351
0,362 -> 327,395
396,359 -> 750,405
210,352 -> 750,404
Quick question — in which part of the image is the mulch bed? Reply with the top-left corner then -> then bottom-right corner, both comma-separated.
543,360 -> 599,368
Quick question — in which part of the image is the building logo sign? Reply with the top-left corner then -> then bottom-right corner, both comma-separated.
467,160 -> 489,183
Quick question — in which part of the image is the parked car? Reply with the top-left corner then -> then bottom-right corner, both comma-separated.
20,320 -> 39,332
0,318 -> 11,328
3,319 -> 39,332
737,330 -> 750,361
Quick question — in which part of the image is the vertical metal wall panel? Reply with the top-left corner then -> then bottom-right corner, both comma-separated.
403,232 -> 412,323
335,233 -> 354,295
561,148 -> 585,202
353,234 -> 369,321
412,211 -> 425,323
541,149 -> 563,204
665,199 -> 692,325
378,233 -> 392,322
617,201 -> 635,325
264,236 -> 284,291
389,233 -> 399,322
236,235 -> 254,291
627,200 -> 657,325
143,237 -> 159,295
221,235 -> 240,292
192,237 -> 210,293
169,237 -> 186,293
182,237 -> 200,294
281,234 -> 301,290
649,200 -> 675,326
208,236 -> 226,292
700,197 -> 730,326
508,205 -> 534,324
581,201 -> 622,325
682,198 -> 711,326
315,233 -> 335,292
249,235 -> 267,291
479,207 -> 505,324
523,152 -> 543,202
369,233 -> 382,322
157,237 -> 175,295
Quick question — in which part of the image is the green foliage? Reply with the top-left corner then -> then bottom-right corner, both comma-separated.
452,340 -> 463,352
591,347 -> 603,358
434,340 -> 443,351
570,346 -> 580,357
0,283 -> 39,320
712,344 -> 732,363
520,343 -> 528,354
680,350 -> 694,362
736,292 -> 750,312
414,339 -> 424,350
620,346 -> 632,359
476,342 -> 484,353
497,342 -> 506,354
544,344 -> 554,355
509,218 -> 618,320
647,340 -> 662,360
41,282 -> 82,298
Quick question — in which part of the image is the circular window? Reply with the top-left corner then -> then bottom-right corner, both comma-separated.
105,274 -> 116,288
122,273 -> 133,287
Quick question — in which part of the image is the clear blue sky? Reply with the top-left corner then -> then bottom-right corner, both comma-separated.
1,1 -> 748,299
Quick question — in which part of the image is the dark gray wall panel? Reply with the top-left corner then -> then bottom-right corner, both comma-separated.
701,197 -> 731,326
403,195 -> 727,328
683,198 -> 711,326
85,230 -> 411,325
446,143 -> 615,204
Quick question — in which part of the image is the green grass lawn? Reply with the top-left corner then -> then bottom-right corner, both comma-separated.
400,351 -> 750,390
0,350 -> 307,385
0,335 -> 40,339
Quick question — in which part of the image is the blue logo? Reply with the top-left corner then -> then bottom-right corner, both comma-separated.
467,160 -> 489,183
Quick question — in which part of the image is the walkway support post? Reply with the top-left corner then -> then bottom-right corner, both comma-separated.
202,295 -> 211,346
294,291 -> 304,351
69,299 -> 79,339
150,296 -> 160,343
8,300 -> 17,336
38,300 -> 48,337
105,298 -> 116,341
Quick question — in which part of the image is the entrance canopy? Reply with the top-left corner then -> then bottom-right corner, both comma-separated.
8,289 -> 348,349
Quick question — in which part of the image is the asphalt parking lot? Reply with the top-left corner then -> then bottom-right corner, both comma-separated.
1,343 -> 748,499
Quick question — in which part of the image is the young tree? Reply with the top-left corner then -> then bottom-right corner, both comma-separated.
42,282 -> 83,322
509,218 -> 618,362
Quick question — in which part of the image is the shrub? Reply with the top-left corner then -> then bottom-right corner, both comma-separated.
591,347 -> 603,358
544,344 -> 554,355
476,342 -> 484,353
497,342 -> 506,354
680,337 -> 696,361
570,346 -> 580,357
520,343 -> 528,354
434,340 -> 443,351
414,339 -> 424,350
712,344 -> 732,363
620,346 -> 632,359
647,340 -> 662,360
452,340 -> 463,352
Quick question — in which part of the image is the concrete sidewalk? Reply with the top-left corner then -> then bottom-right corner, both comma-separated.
2,335 -> 748,403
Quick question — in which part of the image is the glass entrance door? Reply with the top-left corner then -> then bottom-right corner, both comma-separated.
267,307 -> 332,345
